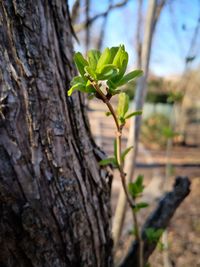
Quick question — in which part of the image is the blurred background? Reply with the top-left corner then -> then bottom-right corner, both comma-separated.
69,1 -> 200,266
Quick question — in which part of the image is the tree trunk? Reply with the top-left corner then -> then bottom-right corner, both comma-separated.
0,1 -> 113,267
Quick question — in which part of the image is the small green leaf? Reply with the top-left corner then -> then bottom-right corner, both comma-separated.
121,146 -> 133,162
84,66 -> 97,80
96,64 -> 118,80
135,175 -> 144,191
109,47 -> 119,62
74,52 -> 88,79
106,80 -> 118,92
117,92 -> 129,119
145,228 -> 164,243
112,45 -> 128,82
68,83 -> 86,96
87,50 -> 101,70
128,183 -> 139,198
85,80 -> 96,93
70,76 -> 86,86
133,202 -> 149,213
99,157 -> 116,166
125,110 -> 142,119
96,48 -> 112,70
117,70 -> 143,87
128,175 -> 145,198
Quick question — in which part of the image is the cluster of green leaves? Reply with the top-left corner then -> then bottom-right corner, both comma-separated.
68,45 -> 142,96
128,175 -> 149,212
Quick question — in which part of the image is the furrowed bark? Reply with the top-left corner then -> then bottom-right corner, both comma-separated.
0,1 -> 113,267
119,177 -> 191,267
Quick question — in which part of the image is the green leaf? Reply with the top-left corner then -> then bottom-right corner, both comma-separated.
109,47 -> 119,62
135,175 -> 144,191
96,64 -> 118,80
128,183 -> 139,198
133,202 -> 149,213
107,80 -> 118,91
68,77 -> 95,96
84,66 -> 97,80
68,83 -> 86,96
128,174 -> 145,198
117,92 -> 129,119
87,50 -> 101,70
145,228 -> 164,243
99,157 -> 116,166
74,52 -> 88,79
85,80 -> 96,93
112,45 -> 128,82
70,76 -> 86,86
96,48 -> 112,70
125,110 -> 142,119
121,146 -> 133,162
117,70 -> 143,87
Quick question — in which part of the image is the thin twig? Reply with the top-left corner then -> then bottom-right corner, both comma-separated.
74,0 -> 129,33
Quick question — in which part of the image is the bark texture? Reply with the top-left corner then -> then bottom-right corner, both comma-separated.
0,1 -> 113,267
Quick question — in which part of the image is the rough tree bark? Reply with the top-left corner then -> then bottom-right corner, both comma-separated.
0,1 -> 113,267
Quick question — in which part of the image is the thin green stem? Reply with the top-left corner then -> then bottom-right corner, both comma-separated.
91,80 -> 135,209
91,80 -> 142,263
132,202 -> 143,267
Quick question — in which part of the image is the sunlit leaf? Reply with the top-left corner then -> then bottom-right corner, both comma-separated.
87,50 -> 101,70
133,202 -> 149,212
96,47 -> 112,70
121,146 -> 133,162
117,70 -> 143,87
145,228 -> 164,243
74,52 -> 88,79
99,157 -> 116,166
117,92 -> 129,119
68,83 -> 86,96
84,66 -> 97,80
125,110 -> 142,119
96,64 -> 118,80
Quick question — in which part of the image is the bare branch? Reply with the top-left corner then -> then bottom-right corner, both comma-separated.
97,0 -> 113,50
119,177 -> 191,267
153,0 -> 167,32
85,0 -> 90,50
74,0 -> 129,33
71,0 -> 80,24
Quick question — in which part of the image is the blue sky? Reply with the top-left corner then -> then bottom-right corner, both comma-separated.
69,0 -> 200,77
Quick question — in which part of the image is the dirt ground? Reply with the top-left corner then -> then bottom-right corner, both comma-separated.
88,99 -> 200,267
